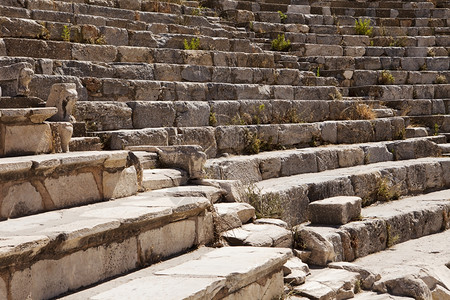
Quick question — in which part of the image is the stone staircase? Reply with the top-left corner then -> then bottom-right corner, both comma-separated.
0,0 -> 449,299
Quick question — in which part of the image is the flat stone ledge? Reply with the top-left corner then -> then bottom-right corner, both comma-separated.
0,151 -> 141,219
0,189 -> 215,299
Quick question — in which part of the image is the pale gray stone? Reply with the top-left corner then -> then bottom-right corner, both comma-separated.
373,274 -> 432,300
328,261 -> 381,289
1,182 -> 43,219
309,196 -> 362,225
103,166 -> 138,199
46,83 -> 77,122
157,145 -> 207,179
139,219 -> 196,261
293,226 -> 336,266
45,172 -> 101,208
1,123 -> 53,156
155,247 -> 291,294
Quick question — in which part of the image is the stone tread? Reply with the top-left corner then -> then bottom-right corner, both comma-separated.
142,168 -> 188,191
59,246 -> 292,300
256,156 -> 450,207
205,136 -> 446,183
0,189 -> 211,260
353,228 -> 450,291
295,189 -> 450,266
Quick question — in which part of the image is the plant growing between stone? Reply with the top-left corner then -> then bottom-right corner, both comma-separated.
379,70 -> 395,85
376,178 -> 400,202
271,34 -> 291,52
184,37 -> 200,50
435,75 -> 448,84
244,184 -> 284,219
61,25 -> 71,42
354,18 -> 373,36
278,11 -> 287,23
386,223 -> 400,248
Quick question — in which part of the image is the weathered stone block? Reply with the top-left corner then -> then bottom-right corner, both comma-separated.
128,101 -> 175,128
103,166 -> 138,199
45,172 -> 101,208
309,196 -> 362,225
1,182 -> 43,219
0,123 -> 53,156
139,219 -> 196,261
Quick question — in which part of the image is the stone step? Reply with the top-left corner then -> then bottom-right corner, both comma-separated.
0,185 -> 221,299
300,55 -> 450,72
0,47 -> 282,71
132,150 -> 159,169
57,246 -> 292,300
352,229 -> 450,299
293,189 -> 450,266
310,6 -> 449,19
52,61 -> 315,86
142,168 -> 188,191
254,32 -> 370,47
255,156 -> 450,224
76,98 -> 400,131
221,222 -> 293,247
323,69 -> 450,87
310,0 -> 436,9
408,114 -> 450,133
293,268 -> 361,299
205,136 -> 444,183
348,84 -> 450,100
69,136 -> 103,151
95,117 -> 409,158
439,144 -> 450,153
28,74 -> 340,103
0,150 -> 140,219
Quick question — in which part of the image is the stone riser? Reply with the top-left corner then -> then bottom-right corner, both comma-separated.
340,70 -> 450,87
295,190 -> 450,266
97,117 -> 407,158
300,55 -> 450,72
0,196 -> 213,300
256,157 -> 450,225
255,11 -> 449,29
348,84 -> 450,100
205,137 -> 444,183
0,151 -> 140,219
27,74 -> 339,103
310,6 -> 449,19
58,247 -> 291,300
75,99 -> 397,131
0,48 -> 281,73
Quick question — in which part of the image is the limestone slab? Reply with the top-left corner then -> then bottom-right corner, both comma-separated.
45,172 -> 101,208
90,276 -> 226,300
155,247 -> 291,293
103,166 -> 138,199
1,182 -> 43,219
309,196 -> 362,225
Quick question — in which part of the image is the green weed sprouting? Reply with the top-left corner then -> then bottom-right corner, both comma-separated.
271,34 -> 291,52
354,18 -> 373,36
184,37 -> 200,50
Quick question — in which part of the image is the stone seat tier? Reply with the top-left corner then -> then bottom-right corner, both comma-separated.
255,156 -> 450,224
28,74 -> 340,103
39,61 -> 324,87
94,117 -> 409,158
0,107 -> 57,123
298,55 -> 450,72
142,168 -> 188,191
310,0 -> 436,9
348,84 -> 450,100
309,6 -> 449,19
0,48 -> 286,72
205,136 -> 445,183
1,0 -> 197,13
75,98 -> 400,131
57,247 -> 292,300
294,189 -> 450,268
254,11 -> 448,29
0,150 -> 140,219
0,185 -> 223,300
